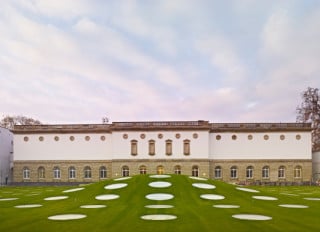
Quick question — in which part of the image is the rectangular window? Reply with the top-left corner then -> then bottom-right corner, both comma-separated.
183,140 -> 190,155
149,140 -> 155,155
131,140 -> 138,156
166,140 -> 172,156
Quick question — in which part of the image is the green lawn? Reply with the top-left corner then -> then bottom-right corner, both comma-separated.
0,175 -> 319,232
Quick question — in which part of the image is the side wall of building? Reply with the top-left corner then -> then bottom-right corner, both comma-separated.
0,127 -> 13,185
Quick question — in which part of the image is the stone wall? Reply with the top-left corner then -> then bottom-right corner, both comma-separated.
13,159 -> 312,184
210,159 -> 312,183
13,160 -> 112,183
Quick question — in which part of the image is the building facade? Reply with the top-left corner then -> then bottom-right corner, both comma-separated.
12,121 -> 313,184
0,127 -> 13,185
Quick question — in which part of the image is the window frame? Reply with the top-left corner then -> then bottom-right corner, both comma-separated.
262,166 -> 270,179
100,166 -> 107,179
230,166 -> 237,179
84,166 -> 92,179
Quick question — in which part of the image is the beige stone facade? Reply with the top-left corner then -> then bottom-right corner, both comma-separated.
13,158 -> 312,184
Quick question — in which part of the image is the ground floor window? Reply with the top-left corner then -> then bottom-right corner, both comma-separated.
53,167 -> 61,179
230,166 -> 237,179
174,165 -> 181,174
278,166 -> 285,179
100,166 -> 107,179
38,167 -> 45,179
69,166 -> 76,179
215,166 -> 222,178
23,167 -> 30,179
122,166 -> 129,177
262,166 -> 269,179
84,166 -> 92,178
157,165 -> 164,174
140,165 -> 147,174
246,166 -> 253,179
294,166 -> 302,178
192,165 -> 199,177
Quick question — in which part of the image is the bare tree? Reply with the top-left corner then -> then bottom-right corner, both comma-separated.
296,87 -> 320,151
0,115 -> 42,130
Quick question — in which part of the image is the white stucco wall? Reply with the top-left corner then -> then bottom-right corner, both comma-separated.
112,131 -> 209,159
0,127 -> 13,184
13,130 -> 312,162
209,132 -> 311,160
14,133 -> 113,160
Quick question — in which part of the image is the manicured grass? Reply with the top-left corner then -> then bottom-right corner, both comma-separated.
0,175 -> 320,232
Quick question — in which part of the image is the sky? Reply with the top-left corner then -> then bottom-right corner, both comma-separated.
1,0 -> 320,124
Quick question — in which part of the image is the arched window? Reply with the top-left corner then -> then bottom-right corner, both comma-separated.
262,166 -> 269,179
246,166 -> 254,179
294,165 -> 302,178
69,166 -> 76,179
84,166 -> 92,179
214,166 -> 222,179
53,166 -> 61,179
183,139 -> 190,156
139,165 -> 147,174
174,165 -> 181,174
149,140 -> 155,156
157,165 -> 164,175
192,165 -> 199,177
166,140 -> 172,156
131,140 -> 138,156
230,166 -> 237,179
278,166 -> 285,179
122,166 -> 129,177
23,167 -> 30,179
100,166 -> 107,179
38,166 -> 45,179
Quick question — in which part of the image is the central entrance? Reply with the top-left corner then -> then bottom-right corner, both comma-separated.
157,165 -> 164,174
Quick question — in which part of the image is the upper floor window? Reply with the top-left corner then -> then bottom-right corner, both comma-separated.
166,140 -> 172,156
149,140 -> 155,156
131,140 -> 138,156
183,139 -> 190,156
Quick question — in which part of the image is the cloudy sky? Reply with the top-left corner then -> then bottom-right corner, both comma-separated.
1,0 -> 320,124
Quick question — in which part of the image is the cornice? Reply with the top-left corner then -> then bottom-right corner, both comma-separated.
12,121 -> 311,134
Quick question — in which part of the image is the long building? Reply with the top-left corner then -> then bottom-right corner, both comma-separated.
11,120 -> 313,184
